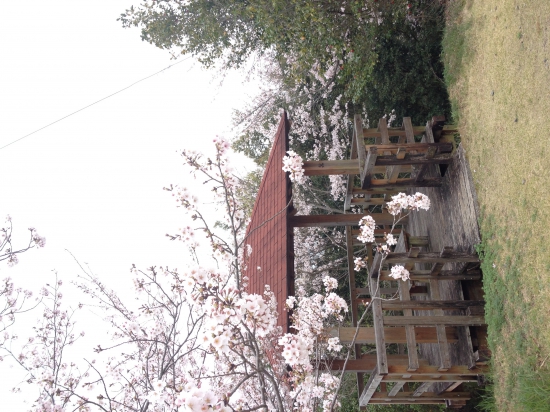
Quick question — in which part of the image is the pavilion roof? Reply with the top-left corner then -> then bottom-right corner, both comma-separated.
243,112 -> 294,333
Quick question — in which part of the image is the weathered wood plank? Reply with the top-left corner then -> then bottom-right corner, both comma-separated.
330,327 -> 460,344
383,316 -> 486,326
359,367 -> 383,406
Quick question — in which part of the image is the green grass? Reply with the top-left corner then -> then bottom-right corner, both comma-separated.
442,0 -> 550,410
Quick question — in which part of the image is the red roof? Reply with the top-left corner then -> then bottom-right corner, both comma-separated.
243,112 -> 294,333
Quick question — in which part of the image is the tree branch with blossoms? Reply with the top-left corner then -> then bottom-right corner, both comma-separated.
0,215 -> 45,267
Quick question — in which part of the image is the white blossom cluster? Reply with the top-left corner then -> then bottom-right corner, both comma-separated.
282,150 -> 306,184
354,193 -> 431,282
354,256 -> 367,272
389,265 -> 411,281
386,192 -> 431,216
280,276 -> 346,411
357,215 -> 376,243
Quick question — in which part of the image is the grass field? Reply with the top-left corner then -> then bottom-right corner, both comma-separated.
442,0 -> 550,410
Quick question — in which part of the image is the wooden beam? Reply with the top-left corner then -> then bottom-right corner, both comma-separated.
364,142 -> 453,154
398,280 -> 419,371
440,382 -> 463,394
378,117 -> 390,144
363,126 -> 426,138
372,392 -> 470,401
370,275 -> 388,374
369,251 -> 384,278
425,119 -> 436,144
374,152 -> 454,165
413,382 -> 433,397
388,382 -> 405,397
355,114 -> 367,183
385,147 -> 405,184
330,326 -> 459,344
351,197 -> 388,205
368,400 -> 446,405
345,226 -> 365,394
428,248 -> 453,371
290,211 -> 400,227
403,117 -> 416,144
303,160 -> 398,176
367,177 -> 443,187
344,124 -> 359,212
352,187 -> 405,194
384,252 -> 479,264
379,269 -> 482,282
383,316 -> 486,326
356,287 -> 398,296
361,147 -> 378,189
330,355 -> 429,372
359,367 -> 383,406
383,375 -> 479,383
387,364 -> 487,376
381,300 -> 485,311
430,246 -> 454,275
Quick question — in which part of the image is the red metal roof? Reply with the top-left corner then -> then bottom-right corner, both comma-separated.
243,112 -> 294,333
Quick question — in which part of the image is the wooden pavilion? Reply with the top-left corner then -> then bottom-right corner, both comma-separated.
243,111 -> 489,409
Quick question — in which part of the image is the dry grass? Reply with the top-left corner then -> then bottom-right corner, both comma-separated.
443,0 -> 550,410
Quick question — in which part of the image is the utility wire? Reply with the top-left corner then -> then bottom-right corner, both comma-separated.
0,57 -> 191,151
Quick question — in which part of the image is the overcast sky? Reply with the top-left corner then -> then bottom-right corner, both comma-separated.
0,1 -> 258,407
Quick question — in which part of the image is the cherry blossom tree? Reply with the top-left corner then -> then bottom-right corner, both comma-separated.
1,142 -> 430,412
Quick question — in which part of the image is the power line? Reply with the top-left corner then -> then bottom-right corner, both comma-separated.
0,57 -> 192,151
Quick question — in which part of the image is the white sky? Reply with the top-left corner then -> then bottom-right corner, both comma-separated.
0,1 -> 258,408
